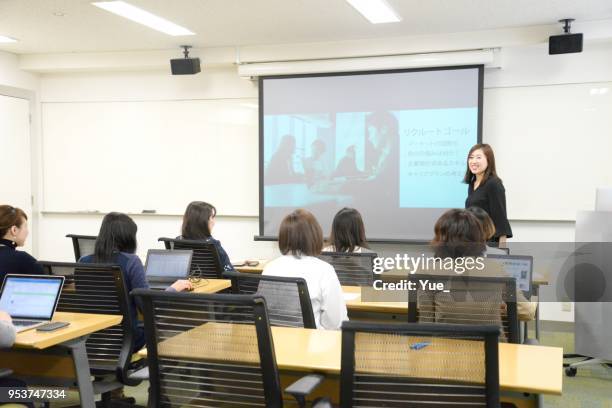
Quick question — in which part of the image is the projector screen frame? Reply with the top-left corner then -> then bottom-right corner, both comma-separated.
257,64 -> 484,243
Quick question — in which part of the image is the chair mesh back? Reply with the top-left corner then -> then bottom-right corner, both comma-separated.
318,252 -> 377,286
133,290 -> 282,408
407,274 -> 519,343
341,321 -> 500,408
225,271 -> 316,328
66,234 -> 97,261
41,262 -> 132,372
159,238 -> 223,279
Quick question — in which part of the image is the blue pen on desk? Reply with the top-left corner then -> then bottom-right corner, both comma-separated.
409,341 -> 431,350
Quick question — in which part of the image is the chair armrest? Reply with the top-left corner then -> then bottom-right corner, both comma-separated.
0,368 -> 13,378
284,374 -> 325,407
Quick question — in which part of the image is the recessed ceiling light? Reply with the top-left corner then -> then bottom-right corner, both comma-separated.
346,0 -> 402,24
92,1 -> 195,36
53,11 -> 66,17
0,35 -> 17,43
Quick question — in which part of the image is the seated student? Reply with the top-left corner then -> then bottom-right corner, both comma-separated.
178,201 -> 234,271
466,206 -> 508,255
0,310 -> 33,408
427,208 -> 536,321
0,205 -> 43,283
323,207 -> 374,253
80,212 -> 192,350
263,209 -> 348,330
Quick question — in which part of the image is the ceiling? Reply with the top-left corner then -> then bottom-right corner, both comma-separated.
1,0 -> 611,54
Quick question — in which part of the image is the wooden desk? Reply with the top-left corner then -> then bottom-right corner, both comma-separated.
234,260 -> 267,273
343,285 -> 408,314
139,323 -> 562,400
191,278 -> 231,293
13,312 -> 121,349
1,312 -> 122,408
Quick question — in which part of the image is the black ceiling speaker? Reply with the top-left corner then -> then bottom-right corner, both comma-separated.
549,18 -> 583,55
171,45 -> 201,75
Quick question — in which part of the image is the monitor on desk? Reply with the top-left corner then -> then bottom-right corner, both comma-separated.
486,254 -> 533,297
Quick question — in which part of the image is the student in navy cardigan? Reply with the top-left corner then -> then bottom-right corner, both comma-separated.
0,205 -> 43,284
178,201 -> 235,272
80,212 -> 192,350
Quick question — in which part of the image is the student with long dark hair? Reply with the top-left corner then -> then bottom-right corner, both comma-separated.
0,205 -> 43,283
179,201 -> 234,271
464,143 -> 512,246
323,207 -> 372,253
80,212 -> 192,349
263,209 -> 347,330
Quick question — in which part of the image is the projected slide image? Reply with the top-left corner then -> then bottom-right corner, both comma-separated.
264,108 -> 475,210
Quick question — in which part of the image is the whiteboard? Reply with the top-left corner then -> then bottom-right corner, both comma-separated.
483,82 -> 612,220
42,99 -> 258,216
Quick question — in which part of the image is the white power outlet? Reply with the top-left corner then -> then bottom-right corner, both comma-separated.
562,302 -> 572,312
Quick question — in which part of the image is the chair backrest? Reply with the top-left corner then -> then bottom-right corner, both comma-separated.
40,261 -> 135,383
66,234 -> 97,261
407,274 -> 520,343
317,251 -> 377,286
224,271 -> 316,329
159,237 -> 223,279
340,321 -> 500,408
133,289 -> 283,408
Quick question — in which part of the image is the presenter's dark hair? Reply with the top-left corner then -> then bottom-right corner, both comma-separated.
463,143 -> 500,184
466,206 -> 496,240
278,209 -> 323,258
431,209 -> 486,258
329,207 -> 369,252
94,212 -> 137,262
0,205 -> 28,237
182,201 -> 216,239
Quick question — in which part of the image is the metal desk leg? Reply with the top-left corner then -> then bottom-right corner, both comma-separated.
534,285 -> 540,341
65,337 -> 95,408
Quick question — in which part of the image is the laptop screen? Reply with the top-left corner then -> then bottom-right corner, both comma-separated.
0,275 -> 64,320
145,250 -> 192,279
487,254 -> 533,294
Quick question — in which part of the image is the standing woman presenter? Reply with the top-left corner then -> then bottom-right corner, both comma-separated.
464,144 -> 512,246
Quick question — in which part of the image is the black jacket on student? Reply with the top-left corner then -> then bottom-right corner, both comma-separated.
0,238 -> 43,284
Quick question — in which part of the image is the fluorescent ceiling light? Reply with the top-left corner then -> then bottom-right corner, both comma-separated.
92,1 -> 195,36
346,0 -> 401,24
0,35 -> 17,43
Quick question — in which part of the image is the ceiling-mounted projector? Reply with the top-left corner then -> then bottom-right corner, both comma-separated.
171,45 -> 201,75
549,18 -> 583,55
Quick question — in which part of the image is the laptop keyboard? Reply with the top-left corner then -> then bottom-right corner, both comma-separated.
13,319 -> 43,326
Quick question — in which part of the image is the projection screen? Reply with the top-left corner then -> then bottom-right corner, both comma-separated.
259,65 -> 483,241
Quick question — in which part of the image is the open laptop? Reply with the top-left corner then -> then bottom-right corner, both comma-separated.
0,274 -> 65,333
145,249 -> 193,289
486,254 -> 533,297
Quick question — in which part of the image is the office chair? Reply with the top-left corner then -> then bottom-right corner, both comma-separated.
66,234 -> 97,261
334,321 -> 501,408
133,289 -> 328,407
317,252 -> 377,286
224,271 -> 316,328
159,237 -> 224,279
407,274 -> 520,343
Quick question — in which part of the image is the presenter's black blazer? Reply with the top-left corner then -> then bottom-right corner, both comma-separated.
465,176 -> 513,240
